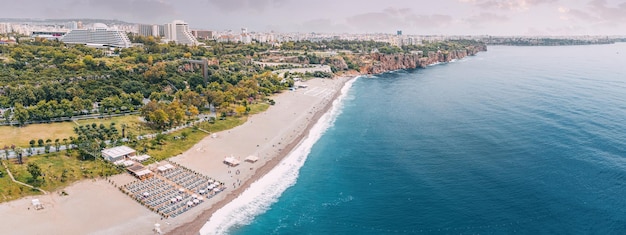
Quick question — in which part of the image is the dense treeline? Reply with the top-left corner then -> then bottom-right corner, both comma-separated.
483,37 -> 615,46
279,40 -> 392,53
0,36 -> 290,126
401,40 -> 486,55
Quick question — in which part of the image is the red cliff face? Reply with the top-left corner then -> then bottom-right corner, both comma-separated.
361,45 -> 487,74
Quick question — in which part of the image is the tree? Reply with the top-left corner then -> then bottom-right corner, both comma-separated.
27,162 -> 42,181
121,123 -> 127,138
37,139 -> 44,147
29,139 -> 36,148
13,103 -> 29,126
235,105 -> 246,116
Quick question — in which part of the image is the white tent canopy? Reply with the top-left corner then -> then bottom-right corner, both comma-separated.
31,199 -> 44,210
223,157 -> 240,166
245,155 -> 259,163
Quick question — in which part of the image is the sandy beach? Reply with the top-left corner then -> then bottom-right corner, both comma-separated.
0,76 -> 351,235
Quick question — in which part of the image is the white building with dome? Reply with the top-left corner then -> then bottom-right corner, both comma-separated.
164,20 -> 199,46
61,23 -> 132,48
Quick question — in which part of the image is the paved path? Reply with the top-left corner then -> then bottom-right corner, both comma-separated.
1,160 -> 48,194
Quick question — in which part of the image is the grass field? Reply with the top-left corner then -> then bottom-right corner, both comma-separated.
0,122 -> 76,147
0,153 -> 121,203
75,115 -> 152,136
0,115 -> 151,148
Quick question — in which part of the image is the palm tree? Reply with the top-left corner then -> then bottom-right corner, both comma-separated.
45,139 -> 52,153
121,123 -> 127,138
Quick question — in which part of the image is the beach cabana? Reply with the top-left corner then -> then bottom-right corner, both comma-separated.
130,154 -> 151,162
127,164 -> 153,179
154,223 -> 162,235
223,157 -> 240,166
122,160 -> 135,167
156,166 -> 168,173
31,199 -> 44,210
245,155 -> 259,163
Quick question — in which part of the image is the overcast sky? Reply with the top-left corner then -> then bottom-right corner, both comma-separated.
1,0 -> 625,35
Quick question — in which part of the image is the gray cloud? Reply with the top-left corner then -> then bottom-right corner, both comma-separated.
345,8 -> 453,33
207,0 -> 289,12
298,19 -> 351,33
465,12 -> 510,24
86,0 -> 178,22
558,0 -> 626,30
588,0 -> 626,22
463,0 -> 557,10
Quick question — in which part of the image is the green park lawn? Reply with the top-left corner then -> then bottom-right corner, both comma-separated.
0,153 -> 121,203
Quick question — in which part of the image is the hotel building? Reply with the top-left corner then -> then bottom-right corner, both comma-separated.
164,20 -> 198,46
61,23 -> 132,48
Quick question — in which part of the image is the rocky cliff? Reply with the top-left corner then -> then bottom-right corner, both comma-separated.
360,44 -> 487,74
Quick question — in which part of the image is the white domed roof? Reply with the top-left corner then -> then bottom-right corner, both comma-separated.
93,23 -> 108,29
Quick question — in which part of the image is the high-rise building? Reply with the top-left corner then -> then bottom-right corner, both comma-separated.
61,23 -> 132,48
136,24 -> 164,37
0,23 -> 11,34
164,20 -> 198,46
65,21 -> 78,30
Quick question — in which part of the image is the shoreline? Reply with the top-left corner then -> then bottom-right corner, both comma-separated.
166,75 -> 353,234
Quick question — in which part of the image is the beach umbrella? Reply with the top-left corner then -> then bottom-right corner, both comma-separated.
179,188 -> 185,192
143,192 -> 150,197
197,196 -> 204,201
199,190 -> 206,194
192,194 -> 198,198
213,188 -> 221,192
171,198 -> 177,203
187,201 -> 193,206
176,196 -> 183,200
193,199 -> 200,204
208,185 -> 215,190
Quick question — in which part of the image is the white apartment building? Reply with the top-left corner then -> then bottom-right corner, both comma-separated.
164,20 -> 198,46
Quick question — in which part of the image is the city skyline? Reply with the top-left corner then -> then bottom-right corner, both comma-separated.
0,0 -> 625,35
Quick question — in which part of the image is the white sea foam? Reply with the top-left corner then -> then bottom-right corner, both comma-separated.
199,77 -> 359,235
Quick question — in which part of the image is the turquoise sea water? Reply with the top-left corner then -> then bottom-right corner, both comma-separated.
209,43 -> 626,234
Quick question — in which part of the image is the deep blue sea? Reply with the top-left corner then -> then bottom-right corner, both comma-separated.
204,43 -> 626,234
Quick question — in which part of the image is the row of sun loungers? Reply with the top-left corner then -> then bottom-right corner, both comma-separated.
121,163 -> 226,218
